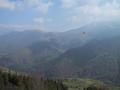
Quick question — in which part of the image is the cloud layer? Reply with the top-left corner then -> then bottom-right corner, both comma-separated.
0,0 -> 16,10
62,0 -> 120,24
0,0 -> 120,31
0,0 -> 53,13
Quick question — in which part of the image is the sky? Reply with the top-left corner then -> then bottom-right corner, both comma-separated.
0,0 -> 120,32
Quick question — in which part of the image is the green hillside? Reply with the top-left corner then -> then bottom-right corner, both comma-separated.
0,69 -> 67,90
62,78 -> 120,90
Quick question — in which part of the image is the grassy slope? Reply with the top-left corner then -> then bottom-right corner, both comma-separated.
62,78 -> 120,90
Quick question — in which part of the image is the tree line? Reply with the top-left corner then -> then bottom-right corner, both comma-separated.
0,69 -> 68,90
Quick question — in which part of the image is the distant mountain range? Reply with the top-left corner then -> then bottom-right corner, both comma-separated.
0,21 -> 120,85
44,36 -> 120,85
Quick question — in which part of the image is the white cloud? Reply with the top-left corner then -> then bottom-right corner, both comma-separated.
0,0 -> 53,14
0,24 -> 23,29
36,1 -> 53,14
0,0 -> 16,10
33,17 -> 53,31
71,16 -> 81,23
20,0 -> 53,14
0,24 -> 43,31
62,0 -> 120,24
34,17 -> 45,24
61,0 -> 78,8
34,16 -> 52,23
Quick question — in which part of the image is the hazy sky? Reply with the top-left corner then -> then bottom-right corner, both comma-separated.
0,0 -> 120,31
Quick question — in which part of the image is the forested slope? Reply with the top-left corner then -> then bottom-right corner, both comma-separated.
0,69 -> 67,90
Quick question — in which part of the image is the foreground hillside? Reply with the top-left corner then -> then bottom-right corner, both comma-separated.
0,67 -> 120,90
62,78 -> 120,90
0,69 -> 67,90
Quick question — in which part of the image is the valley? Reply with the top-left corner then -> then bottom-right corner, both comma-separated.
0,21 -> 120,89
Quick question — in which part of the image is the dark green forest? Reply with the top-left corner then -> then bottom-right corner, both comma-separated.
0,69 -> 67,90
